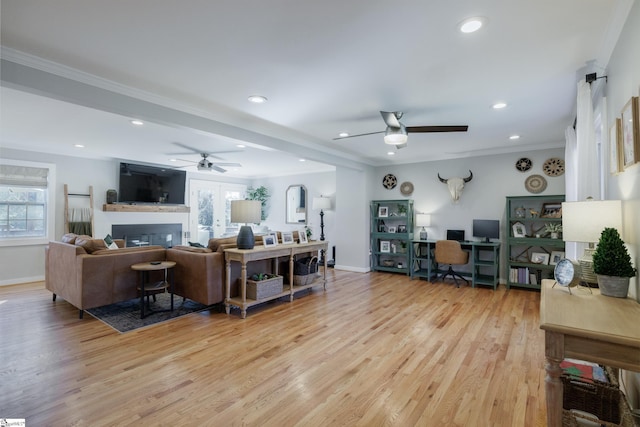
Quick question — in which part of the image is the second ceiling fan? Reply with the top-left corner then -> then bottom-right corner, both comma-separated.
169,142 -> 242,173
334,111 -> 468,149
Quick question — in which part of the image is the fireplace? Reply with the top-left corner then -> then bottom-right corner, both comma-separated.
112,223 -> 182,248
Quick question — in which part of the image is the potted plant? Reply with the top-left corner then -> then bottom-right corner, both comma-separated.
544,223 -> 562,239
246,185 -> 270,221
397,204 -> 407,216
592,227 -> 637,298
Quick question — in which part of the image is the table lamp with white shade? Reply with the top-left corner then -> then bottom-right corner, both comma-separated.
231,200 -> 261,250
416,213 -> 431,240
561,199 -> 622,284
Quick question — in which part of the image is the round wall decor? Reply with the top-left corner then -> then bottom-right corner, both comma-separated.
515,157 -> 532,172
382,174 -> 397,189
525,174 -> 547,193
400,181 -> 414,195
543,158 -> 565,176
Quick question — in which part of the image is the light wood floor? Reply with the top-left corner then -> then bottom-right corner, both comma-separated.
1,270 -> 546,426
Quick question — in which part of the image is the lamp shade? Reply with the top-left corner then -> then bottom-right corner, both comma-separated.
416,213 -> 431,227
230,200 -> 261,224
562,200 -> 622,243
384,125 -> 408,145
313,196 -> 331,211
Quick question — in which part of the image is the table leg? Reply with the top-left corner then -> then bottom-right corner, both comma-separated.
168,267 -> 174,312
225,258 -> 231,315
545,331 -> 564,427
139,271 -> 146,319
323,250 -> 327,291
289,254 -> 295,301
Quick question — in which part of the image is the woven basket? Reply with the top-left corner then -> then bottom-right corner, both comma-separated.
293,256 -> 318,286
561,373 -> 634,426
246,275 -> 283,300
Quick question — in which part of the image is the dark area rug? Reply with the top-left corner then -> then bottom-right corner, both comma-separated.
86,292 -> 211,333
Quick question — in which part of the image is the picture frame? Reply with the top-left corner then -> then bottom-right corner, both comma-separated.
512,222 -> 526,238
397,225 -> 407,233
621,96 -> 639,169
388,226 -> 396,233
550,251 -> 565,266
378,206 -> 388,217
298,229 -> 308,243
281,231 -> 294,244
541,203 -> 562,218
530,252 -> 549,265
263,234 -> 277,247
380,240 -> 391,253
610,118 -> 623,174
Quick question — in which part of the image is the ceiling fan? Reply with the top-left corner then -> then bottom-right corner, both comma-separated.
169,142 -> 242,173
334,111 -> 468,149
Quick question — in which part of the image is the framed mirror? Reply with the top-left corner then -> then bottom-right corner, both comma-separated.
286,185 -> 307,224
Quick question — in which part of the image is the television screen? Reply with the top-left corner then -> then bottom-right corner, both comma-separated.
473,219 -> 500,242
118,162 -> 186,204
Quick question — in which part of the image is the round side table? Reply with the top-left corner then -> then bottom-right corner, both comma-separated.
131,261 -> 176,319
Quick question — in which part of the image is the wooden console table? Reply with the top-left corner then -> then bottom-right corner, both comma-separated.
539,278 -> 640,427
224,241 -> 328,318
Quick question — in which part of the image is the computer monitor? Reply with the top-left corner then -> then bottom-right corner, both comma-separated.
446,229 -> 465,241
473,219 -> 500,242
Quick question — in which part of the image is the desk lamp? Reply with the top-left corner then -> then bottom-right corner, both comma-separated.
561,199 -> 622,284
231,200 -> 261,250
416,213 -> 431,240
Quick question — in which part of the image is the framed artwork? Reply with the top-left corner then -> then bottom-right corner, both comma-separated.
541,203 -> 562,218
378,206 -> 388,217
609,118 -> 623,174
512,222 -> 526,238
380,240 -> 391,253
298,229 -> 308,243
388,226 -> 396,233
263,234 -> 277,247
621,96 -> 639,169
281,231 -> 294,244
531,252 -> 549,265
397,225 -> 407,233
550,251 -> 565,266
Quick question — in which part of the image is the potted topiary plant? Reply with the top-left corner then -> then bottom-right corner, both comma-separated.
544,223 -> 562,239
592,227 -> 637,298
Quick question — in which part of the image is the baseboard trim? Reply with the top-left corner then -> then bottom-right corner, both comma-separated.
0,275 -> 44,286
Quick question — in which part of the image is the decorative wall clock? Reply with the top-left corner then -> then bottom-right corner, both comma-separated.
515,157 -> 532,172
400,181 -> 414,195
525,174 -> 547,193
542,158 -> 565,176
382,174 -> 397,189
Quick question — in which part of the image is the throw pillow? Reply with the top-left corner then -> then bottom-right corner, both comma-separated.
103,234 -> 119,250
61,233 -> 78,244
75,235 -> 107,254
188,241 -> 205,248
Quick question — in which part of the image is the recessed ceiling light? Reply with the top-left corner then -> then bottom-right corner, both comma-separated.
459,17 -> 485,33
492,102 -> 507,109
387,151 -> 395,156
339,132 -> 349,138
169,158 -> 177,162
509,135 -> 520,140
130,119 -> 144,126
236,144 -> 246,148
299,158 -> 306,162
248,95 -> 267,104
74,144 -> 85,148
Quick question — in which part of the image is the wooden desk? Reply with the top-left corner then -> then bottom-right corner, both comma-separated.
410,240 -> 500,289
224,241 -> 328,318
539,279 -> 640,427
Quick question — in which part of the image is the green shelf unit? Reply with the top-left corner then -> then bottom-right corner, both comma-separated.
505,195 -> 565,290
370,199 -> 414,275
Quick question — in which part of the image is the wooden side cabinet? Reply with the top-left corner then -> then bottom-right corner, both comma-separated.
370,199 -> 414,275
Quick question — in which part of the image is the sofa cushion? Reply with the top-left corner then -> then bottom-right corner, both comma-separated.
61,233 -> 78,244
171,245 -> 213,253
91,245 -> 165,256
208,236 -> 238,252
75,235 -> 107,254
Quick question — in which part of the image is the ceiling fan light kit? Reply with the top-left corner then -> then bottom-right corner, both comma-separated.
384,126 -> 408,145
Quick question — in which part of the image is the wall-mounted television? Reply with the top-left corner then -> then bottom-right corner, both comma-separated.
472,219 -> 500,242
118,162 -> 186,205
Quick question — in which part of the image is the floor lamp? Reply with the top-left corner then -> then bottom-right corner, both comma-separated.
561,199 -> 622,285
230,200 -> 261,250
313,196 -> 332,266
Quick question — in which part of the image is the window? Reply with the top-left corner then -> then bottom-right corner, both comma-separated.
0,160 -> 56,246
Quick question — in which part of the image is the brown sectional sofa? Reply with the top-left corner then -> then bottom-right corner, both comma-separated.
46,234 -> 290,318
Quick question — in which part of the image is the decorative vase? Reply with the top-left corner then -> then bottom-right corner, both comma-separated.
515,206 -> 526,218
596,274 -> 630,298
550,232 -> 559,239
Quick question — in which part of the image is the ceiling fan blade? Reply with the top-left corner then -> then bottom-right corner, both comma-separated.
406,125 -> 468,133
211,165 -> 227,173
172,142 -> 206,154
380,111 -> 402,128
333,130 -> 385,140
212,163 -> 241,167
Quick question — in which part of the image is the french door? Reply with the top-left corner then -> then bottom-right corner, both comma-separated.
189,180 -> 246,246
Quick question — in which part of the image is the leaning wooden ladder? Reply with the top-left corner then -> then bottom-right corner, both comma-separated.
64,184 -> 94,237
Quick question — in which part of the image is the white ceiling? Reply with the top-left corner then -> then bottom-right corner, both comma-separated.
0,0 -> 633,178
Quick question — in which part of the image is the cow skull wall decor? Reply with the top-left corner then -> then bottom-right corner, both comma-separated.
438,170 -> 473,202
